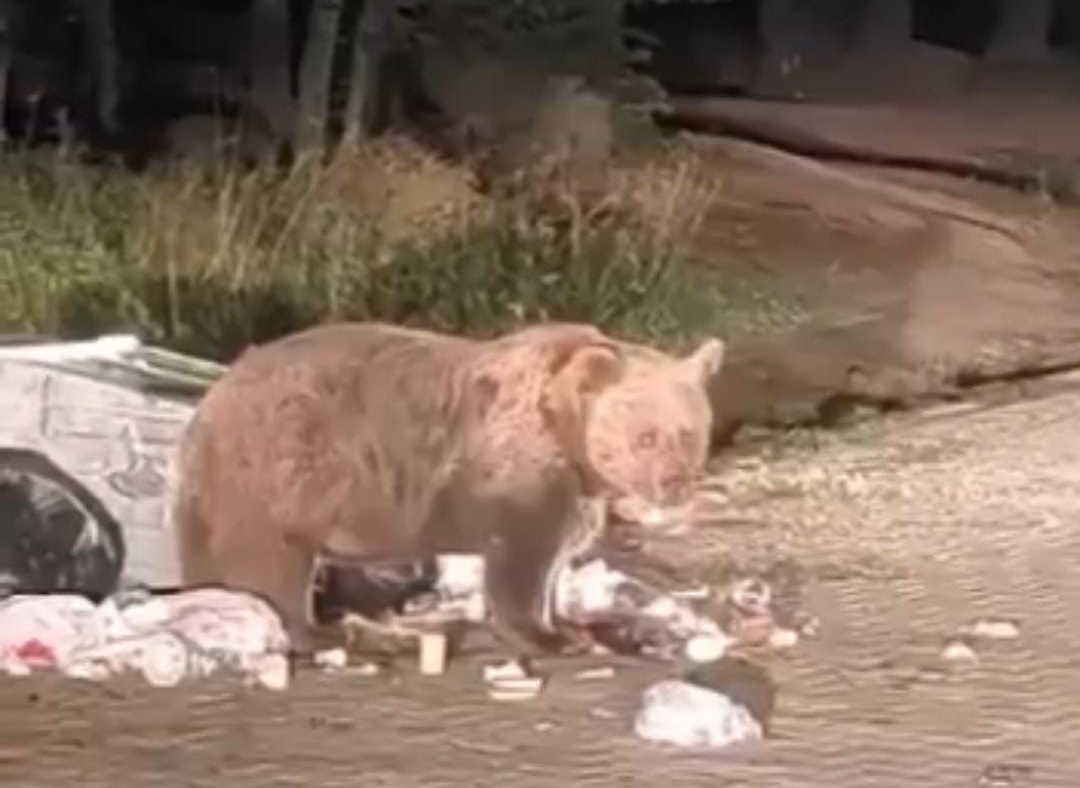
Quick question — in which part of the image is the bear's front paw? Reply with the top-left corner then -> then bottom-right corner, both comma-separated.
551,622 -> 612,657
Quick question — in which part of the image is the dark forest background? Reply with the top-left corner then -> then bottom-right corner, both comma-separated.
1,1 -> 1077,168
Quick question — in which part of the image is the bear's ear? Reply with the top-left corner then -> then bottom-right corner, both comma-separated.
681,337 -> 726,387
553,342 -> 624,397
535,324 -> 624,395
542,332 -> 624,460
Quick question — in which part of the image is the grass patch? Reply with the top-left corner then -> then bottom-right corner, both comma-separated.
0,137 -> 727,360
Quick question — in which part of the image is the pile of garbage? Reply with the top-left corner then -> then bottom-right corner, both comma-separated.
0,552 -> 810,751
389,555 -> 803,667
0,588 -> 290,690
386,554 -> 801,749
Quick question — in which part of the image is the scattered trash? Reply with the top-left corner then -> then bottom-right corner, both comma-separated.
314,647 -> 349,670
634,680 -> 764,748
767,628 -> 800,650
724,577 -> 778,648
558,563 -> 808,662
251,654 -> 291,691
729,577 -> 772,616
346,660 -> 381,677
637,655 -> 777,748
418,632 -> 448,676
0,594 -> 105,674
963,618 -> 1021,641
669,586 -> 712,602
797,614 -> 821,638
483,659 -> 544,701
398,554 -> 486,626
65,630 -> 192,688
554,558 -> 635,622
320,555 -> 811,679
391,555 -> 743,664
555,558 -> 735,662
435,555 -> 486,616
574,665 -> 616,681
315,557 -> 436,627
483,659 -> 535,685
0,588 -> 291,690
938,616 -> 1021,666
684,632 -> 731,664
941,638 -> 979,664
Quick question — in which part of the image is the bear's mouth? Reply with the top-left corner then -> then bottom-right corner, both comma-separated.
609,496 -> 692,538
609,496 -> 691,546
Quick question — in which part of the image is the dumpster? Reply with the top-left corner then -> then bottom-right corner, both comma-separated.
0,335 -> 223,597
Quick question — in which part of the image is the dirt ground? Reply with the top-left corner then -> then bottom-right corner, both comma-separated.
3,370 -> 1080,787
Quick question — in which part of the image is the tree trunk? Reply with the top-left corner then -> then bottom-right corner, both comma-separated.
986,0 -> 1054,62
754,0 -> 810,98
296,0 -> 345,153
0,0 -> 16,143
581,0 -> 625,87
342,0 -> 393,142
80,0 -> 120,136
856,0 -> 911,49
248,0 -> 294,148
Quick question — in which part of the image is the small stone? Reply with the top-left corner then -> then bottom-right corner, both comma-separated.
942,639 -> 978,664
797,615 -> 821,637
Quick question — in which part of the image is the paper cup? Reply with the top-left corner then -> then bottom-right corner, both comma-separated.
419,632 -> 447,675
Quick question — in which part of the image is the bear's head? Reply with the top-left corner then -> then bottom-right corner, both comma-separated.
544,334 -> 726,533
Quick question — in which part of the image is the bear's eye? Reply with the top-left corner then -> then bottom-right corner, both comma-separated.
634,429 -> 657,450
678,428 -> 697,452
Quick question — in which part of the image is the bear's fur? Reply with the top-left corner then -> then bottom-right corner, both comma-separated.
171,321 -> 724,657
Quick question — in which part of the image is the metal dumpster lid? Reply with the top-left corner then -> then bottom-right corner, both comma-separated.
0,334 -> 225,401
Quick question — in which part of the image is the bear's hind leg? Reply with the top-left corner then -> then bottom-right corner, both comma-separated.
216,534 -> 328,655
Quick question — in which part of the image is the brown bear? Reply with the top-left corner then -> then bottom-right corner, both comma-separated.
170,321 -> 725,658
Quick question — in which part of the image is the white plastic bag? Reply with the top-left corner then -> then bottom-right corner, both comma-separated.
118,587 -> 290,659
0,594 -> 107,673
634,679 -> 763,748
0,588 -> 291,690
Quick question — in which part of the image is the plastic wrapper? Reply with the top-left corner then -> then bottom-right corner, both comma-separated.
0,588 -> 291,690
634,679 -> 764,748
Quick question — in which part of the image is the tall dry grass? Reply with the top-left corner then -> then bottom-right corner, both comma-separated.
0,137 -> 723,360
